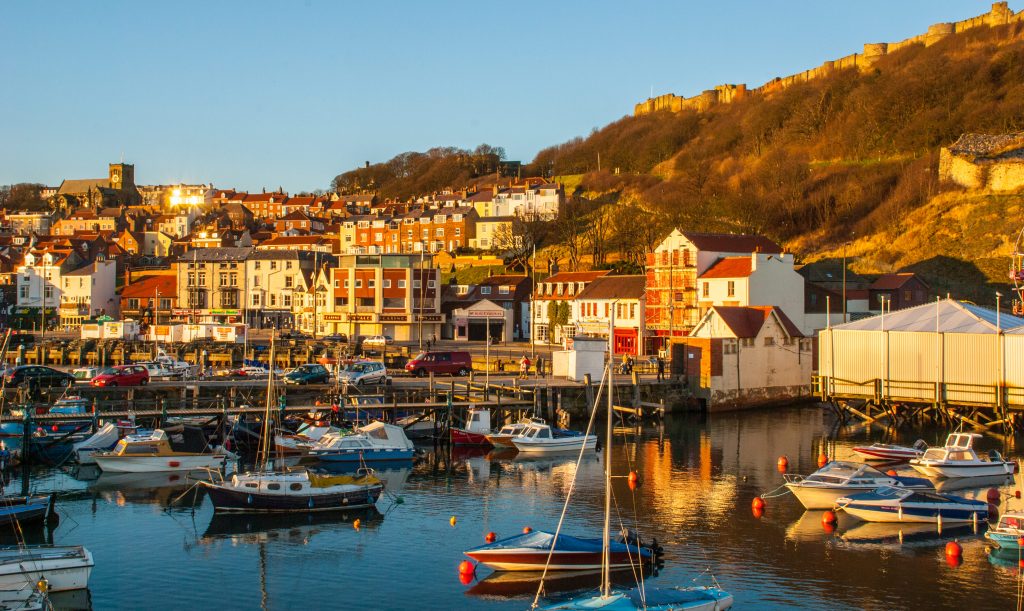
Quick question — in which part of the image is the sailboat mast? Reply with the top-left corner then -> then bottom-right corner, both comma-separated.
602,314 -> 614,597
257,329 -> 277,468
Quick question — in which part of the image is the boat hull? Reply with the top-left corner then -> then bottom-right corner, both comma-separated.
852,446 -> 922,461
313,448 -> 414,463
93,453 -> 226,473
465,550 -> 645,571
202,482 -> 383,513
909,461 -> 1014,478
0,496 -> 52,527
512,436 -> 597,454
485,434 -> 518,447
785,478 -> 932,510
839,501 -> 987,523
538,587 -> 734,611
0,546 -> 93,592
451,428 -> 491,446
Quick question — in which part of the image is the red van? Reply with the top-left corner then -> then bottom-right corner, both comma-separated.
405,351 -> 472,377
90,365 -> 150,387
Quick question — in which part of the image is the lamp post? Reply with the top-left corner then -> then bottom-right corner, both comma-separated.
418,245 -> 425,351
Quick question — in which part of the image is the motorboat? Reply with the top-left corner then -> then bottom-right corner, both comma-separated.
0,546 -> 93,592
836,486 -> 989,523
486,418 -> 545,447
985,510 -> 1024,549
511,421 -> 597,454
852,439 -> 927,461
909,433 -> 1014,478
464,530 -> 658,571
450,407 -> 492,445
72,423 -> 119,465
199,469 -> 384,513
0,495 -> 56,529
310,422 -> 414,463
394,412 -> 436,441
783,461 -> 933,510
539,587 -> 734,611
1,397 -> 92,438
273,421 -> 342,456
92,427 -> 227,473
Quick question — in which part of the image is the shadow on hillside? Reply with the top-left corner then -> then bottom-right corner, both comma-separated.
901,255 -> 1012,306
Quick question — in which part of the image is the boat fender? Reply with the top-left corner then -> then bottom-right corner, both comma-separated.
247,495 -> 253,505
987,488 -> 1001,504
342,497 -> 348,505
308,497 -> 314,509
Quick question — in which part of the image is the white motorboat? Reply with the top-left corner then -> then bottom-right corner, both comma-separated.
273,422 -> 340,456
909,433 -> 1014,478
310,422 -> 415,463
836,486 -> 989,523
852,439 -> 927,461
0,546 -> 93,592
93,427 -> 226,473
486,418 -> 546,448
72,423 -> 119,465
783,461 -> 933,510
511,421 -> 597,454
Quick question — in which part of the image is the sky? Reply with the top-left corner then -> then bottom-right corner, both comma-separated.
2,0 -> 1018,193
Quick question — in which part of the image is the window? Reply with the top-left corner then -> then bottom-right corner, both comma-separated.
398,279 -> 406,289
455,228 -> 461,236
127,298 -> 140,310
44,286 -> 53,299
481,286 -> 491,295
253,276 -> 261,287
219,272 -> 228,287
270,294 -> 277,306
604,303 -> 609,317
254,261 -> 261,270
630,303 -> 636,319
383,279 -> 391,289
18,286 -> 27,299
270,261 -> 277,270
727,281 -> 735,298
427,280 -> 435,289
252,294 -> 261,307
368,279 -> 375,289
499,286 -> 510,295
285,276 -> 293,288
159,298 -> 171,310
435,228 -> 444,237
286,261 -> 293,269
764,337 -> 775,346
702,282 -> 709,298
355,279 -> 362,288
413,280 -> 421,289
903,290 -> 912,301
344,279 -> 350,288
283,294 -> 291,307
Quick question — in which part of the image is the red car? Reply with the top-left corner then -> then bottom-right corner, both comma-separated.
90,365 -> 150,387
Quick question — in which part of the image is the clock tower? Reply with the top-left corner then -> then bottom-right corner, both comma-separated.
109,163 -> 135,191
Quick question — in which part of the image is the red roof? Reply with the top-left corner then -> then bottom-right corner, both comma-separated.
258,235 -> 330,246
870,273 -> 926,290
707,305 -> 803,338
699,256 -> 752,279
120,275 -> 177,299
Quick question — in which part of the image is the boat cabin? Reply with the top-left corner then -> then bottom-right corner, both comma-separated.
804,461 -> 890,485
921,433 -> 986,462
464,408 -> 491,434
107,426 -> 211,456
995,512 -> 1024,533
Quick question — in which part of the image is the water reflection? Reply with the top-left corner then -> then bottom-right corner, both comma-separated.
466,567 -> 651,599
87,470 -> 210,507
838,521 -> 981,551
201,507 -> 383,544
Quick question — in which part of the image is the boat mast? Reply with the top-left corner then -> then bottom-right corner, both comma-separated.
602,313 -> 614,597
256,328 -> 277,469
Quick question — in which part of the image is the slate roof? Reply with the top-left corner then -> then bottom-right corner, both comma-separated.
681,231 -> 782,254
574,275 -> 646,300
708,305 -> 804,338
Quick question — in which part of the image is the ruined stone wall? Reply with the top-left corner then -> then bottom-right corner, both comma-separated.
636,2 -> 1023,116
939,145 -> 1024,192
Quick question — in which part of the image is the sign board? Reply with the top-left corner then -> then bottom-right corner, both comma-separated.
466,310 -> 505,318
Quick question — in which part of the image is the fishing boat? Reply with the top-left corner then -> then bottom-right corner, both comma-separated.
531,361 -> 732,611
486,418 -> 545,448
310,422 -> 415,463
200,469 -> 383,513
985,510 -> 1024,549
72,423 -> 119,465
92,426 -> 226,473
465,530 -> 657,571
0,495 -> 56,529
835,486 -> 989,523
451,407 -> 492,445
783,461 -> 933,510
511,421 -> 597,455
0,546 -> 93,592
909,433 -> 1014,478
852,440 -> 927,461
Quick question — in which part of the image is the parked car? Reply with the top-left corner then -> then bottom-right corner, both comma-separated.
322,334 -> 348,343
72,366 -> 100,383
3,365 -> 75,388
280,331 -> 311,341
90,365 -> 150,387
283,364 -> 331,385
405,351 -> 472,377
337,360 -> 391,386
362,335 -> 394,349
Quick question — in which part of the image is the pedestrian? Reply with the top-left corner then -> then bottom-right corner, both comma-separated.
536,355 -> 545,379
657,355 -> 665,382
519,354 -> 530,380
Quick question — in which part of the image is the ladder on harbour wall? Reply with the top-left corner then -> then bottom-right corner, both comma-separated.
813,375 -> 1023,435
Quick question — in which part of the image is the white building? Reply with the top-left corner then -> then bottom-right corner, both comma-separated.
59,260 -> 118,326
697,251 -> 808,334
532,270 -> 611,345
686,305 -> 814,411
16,251 -> 67,313
245,250 -> 326,330
572,275 -> 646,355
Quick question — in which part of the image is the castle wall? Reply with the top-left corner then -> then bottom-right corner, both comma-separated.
986,161 -> 1024,191
636,2 -> 1023,116
939,146 -> 1024,192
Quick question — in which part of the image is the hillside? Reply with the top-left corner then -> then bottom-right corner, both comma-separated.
333,13 -> 1024,303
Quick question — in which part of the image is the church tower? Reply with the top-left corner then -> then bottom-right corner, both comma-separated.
108,163 -> 136,190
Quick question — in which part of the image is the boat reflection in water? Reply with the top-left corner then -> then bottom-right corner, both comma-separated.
315,462 -> 411,496
932,473 -> 1015,494
466,567 -> 653,599
838,521 -> 981,551
784,511 -> 847,543
987,547 -> 1024,571
88,469 -> 213,507
201,506 -> 384,545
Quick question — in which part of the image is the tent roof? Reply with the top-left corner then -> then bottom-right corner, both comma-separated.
832,300 -> 1024,333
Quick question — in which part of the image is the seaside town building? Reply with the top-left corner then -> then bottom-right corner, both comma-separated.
532,270 -> 611,346
572,275 -> 647,355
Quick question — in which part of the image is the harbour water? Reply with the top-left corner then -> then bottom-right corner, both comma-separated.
6,405 -> 1023,610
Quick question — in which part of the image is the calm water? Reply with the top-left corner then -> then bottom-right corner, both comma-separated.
7,405 -> 1024,610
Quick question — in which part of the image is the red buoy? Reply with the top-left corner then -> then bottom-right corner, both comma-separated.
822,522 -> 835,534
458,572 -> 474,585
523,526 -> 532,534
627,471 -> 640,489
822,510 -> 837,526
51,425 -> 58,432
817,453 -> 828,468
886,469 -> 898,477
752,497 -> 765,511
946,554 -> 963,568
752,506 -> 764,519
168,461 -> 180,468
777,456 -> 789,472
485,532 -> 496,543
945,541 -> 962,558
987,488 -> 1001,504
1017,490 -> 1022,499
989,503 -> 1000,520
458,560 -> 475,575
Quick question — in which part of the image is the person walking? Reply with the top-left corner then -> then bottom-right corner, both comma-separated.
536,355 -> 545,379
519,354 -> 531,380
657,355 -> 665,382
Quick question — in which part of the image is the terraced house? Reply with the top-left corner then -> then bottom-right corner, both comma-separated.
340,207 -> 478,255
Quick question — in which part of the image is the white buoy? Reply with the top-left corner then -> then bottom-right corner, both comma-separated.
937,511 -> 943,534
898,505 -> 903,521
972,510 -> 978,533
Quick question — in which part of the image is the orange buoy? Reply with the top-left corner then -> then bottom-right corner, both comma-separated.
1019,559 -> 1024,571
886,469 -> 898,477
945,541 -> 962,557
450,516 -> 457,527
817,453 -> 828,468
523,526 -> 533,534
627,471 -> 640,489
777,456 -> 789,472
353,518 -> 361,530
1017,490 -> 1022,499
458,571 -> 474,585
752,506 -> 764,519
822,510 -> 838,526
822,522 -> 835,535
946,554 -> 963,568
987,488 -> 1001,504
315,400 -> 322,407
458,560 -> 475,575
51,425 -> 58,432
485,532 -> 496,543
752,497 -> 765,511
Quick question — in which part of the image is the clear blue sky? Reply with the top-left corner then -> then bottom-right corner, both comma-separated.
1,0 -> 1016,193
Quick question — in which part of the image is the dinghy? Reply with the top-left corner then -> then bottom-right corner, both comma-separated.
0,546 -> 93,592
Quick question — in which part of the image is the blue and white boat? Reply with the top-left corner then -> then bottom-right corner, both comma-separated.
836,486 -> 989,523
0,495 -> 56,529
985,510 -> 1024,549
783,461 -> 933,510
0,397 -> 92,437
540,587 -> 734,611
310,422 -> 414,463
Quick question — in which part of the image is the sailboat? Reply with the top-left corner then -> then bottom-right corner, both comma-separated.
199,330 -> 384,512
533,355 -> 733,611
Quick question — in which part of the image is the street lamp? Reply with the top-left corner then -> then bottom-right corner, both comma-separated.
417,244 -> 426,351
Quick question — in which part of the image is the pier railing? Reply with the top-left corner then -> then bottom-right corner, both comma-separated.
814,375 -> 1024,409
